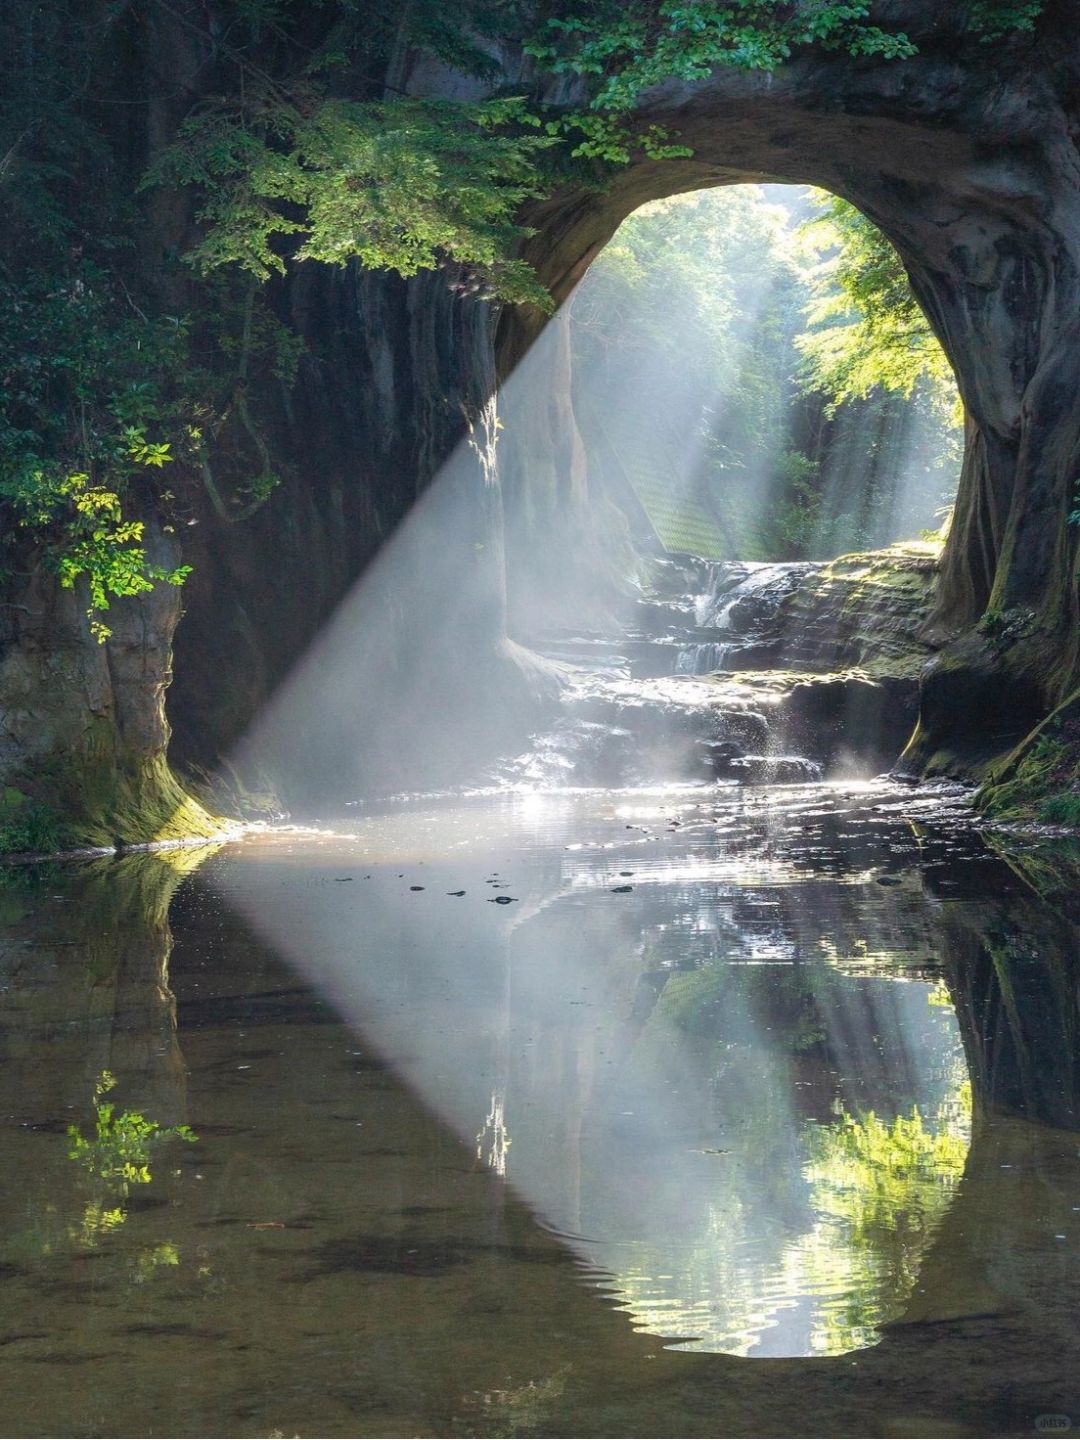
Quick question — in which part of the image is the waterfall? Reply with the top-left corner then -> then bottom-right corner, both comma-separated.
494,556 -> 832,790
673,561 -> 818,675
675,642 -> 730,675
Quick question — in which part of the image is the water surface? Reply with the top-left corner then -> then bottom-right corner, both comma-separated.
1,782 -> 1077,1437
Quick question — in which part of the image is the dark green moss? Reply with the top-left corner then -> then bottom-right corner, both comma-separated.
0,755 -> 226,856
1039,793 -> 1080,826
978,688 -> 1080,826
0,787 -> 68,854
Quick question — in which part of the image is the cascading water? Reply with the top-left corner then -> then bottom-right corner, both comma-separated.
673,561 -> 819,675
674,642 -> 730,675
498,558 -> 827,790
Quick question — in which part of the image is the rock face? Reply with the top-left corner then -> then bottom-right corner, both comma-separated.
0,527 -> 218,848
776,546 -> 938,679
936,851 -> 1080,1131
168,265 -> 517,795
701,546 -> 940,774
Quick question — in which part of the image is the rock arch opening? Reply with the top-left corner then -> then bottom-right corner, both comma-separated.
493,38 -> 1080,780
498,183 -> 961,634
149,8 -> 1080,823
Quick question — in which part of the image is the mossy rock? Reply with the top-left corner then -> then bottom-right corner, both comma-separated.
978,685 -> 1080,826
0,753 -> 227,856
777,542 -> 939,685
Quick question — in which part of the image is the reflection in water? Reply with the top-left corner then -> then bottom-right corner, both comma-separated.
219,787 -> 974,1358
796,1101 -> 969,1354
66,1067 -> 198,1254
523,948 -> 968,1357
476,1090 -> 512,1177
67,1068 -> 198,1189
570,959 -> 970,1357
0,852 -> 216,1334
0,786 -> 1078,1436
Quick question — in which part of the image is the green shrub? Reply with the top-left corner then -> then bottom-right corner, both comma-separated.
0,788 -> 66,854
67,1070 -> 197,1190
1038,793 -> 1080,828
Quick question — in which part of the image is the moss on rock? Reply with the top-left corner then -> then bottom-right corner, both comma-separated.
776,541 -> 940,681
977,686 -> 1080,826
0,753 -> 226,855
0,541 -> 230,855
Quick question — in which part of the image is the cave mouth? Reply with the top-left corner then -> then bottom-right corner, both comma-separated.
220,184 -> 966,807
501,181 -> 963,643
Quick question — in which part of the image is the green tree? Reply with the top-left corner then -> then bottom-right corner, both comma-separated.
796,193 -> 958,420
148,96 -> 554,307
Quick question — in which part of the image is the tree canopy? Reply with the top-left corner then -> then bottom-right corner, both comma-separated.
797,195 -> 958,422
570,185 -> 959,559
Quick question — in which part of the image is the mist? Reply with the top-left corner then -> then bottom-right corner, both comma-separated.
231,184 -> 959,811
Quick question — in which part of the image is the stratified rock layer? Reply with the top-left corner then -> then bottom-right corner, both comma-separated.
776,545 -> 939,679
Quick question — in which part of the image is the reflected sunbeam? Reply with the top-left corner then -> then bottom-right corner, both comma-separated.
215,783 -> 974,1359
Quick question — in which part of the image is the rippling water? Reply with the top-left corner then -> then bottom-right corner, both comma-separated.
1,781 -> 1078,1436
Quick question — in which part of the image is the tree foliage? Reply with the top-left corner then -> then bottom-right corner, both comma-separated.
529,2 -> 917,115
796,193 -> 957,419
527,1 -> 1046,158
0,268 -> 199,637
968,1 -> 1045,40
571,185 -> 960,561
149,96 -> 554,306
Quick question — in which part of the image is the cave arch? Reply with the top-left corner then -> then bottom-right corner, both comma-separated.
496,19 -> 1080,772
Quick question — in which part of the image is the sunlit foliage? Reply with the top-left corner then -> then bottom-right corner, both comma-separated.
797,194 -> 958,420
572,193 -> 798,409
571,187 -> 796,405
572,186 -> 960,559
801,1099 -> 969,1346
67,1070 -> 197,1189
60,1069 -> 198,1270
149,97 -> 554,307
0,271 -> 199,636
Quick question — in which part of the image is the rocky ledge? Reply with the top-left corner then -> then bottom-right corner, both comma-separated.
707,543 -> 941,776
